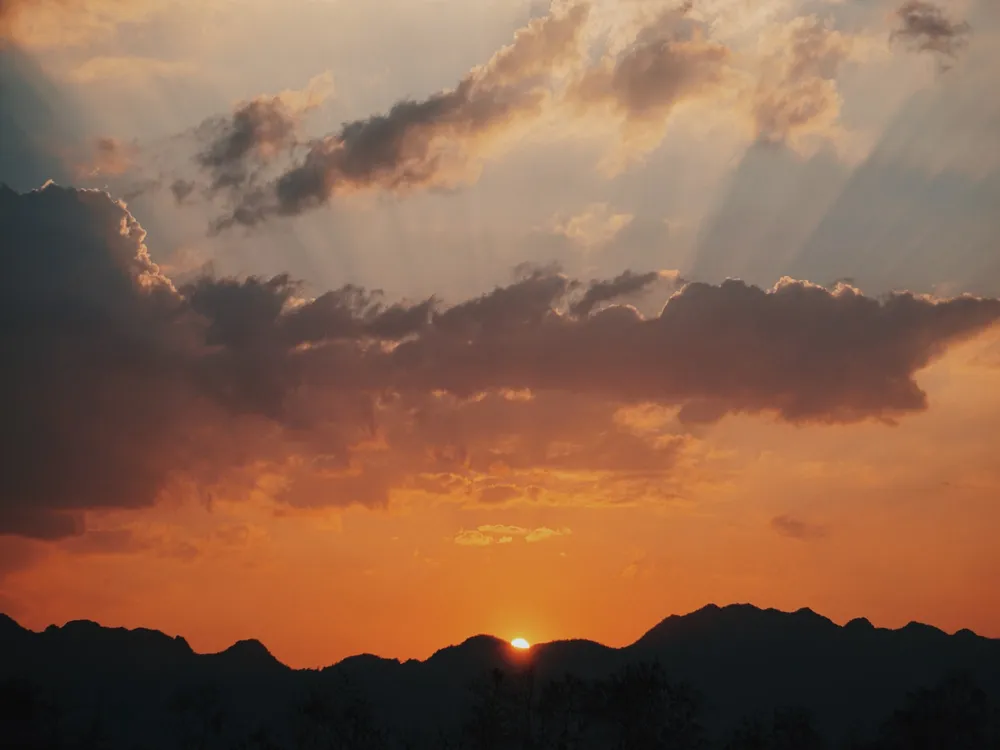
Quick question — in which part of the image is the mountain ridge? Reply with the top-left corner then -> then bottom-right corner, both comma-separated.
3,602 -> 999,748
3,602 -> 994,671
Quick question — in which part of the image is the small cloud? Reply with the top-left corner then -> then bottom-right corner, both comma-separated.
621,551 -> 650,579
478,524 -> 529,536
891,1 -> 971,63
454,529 -> 497,546
571,270 -> 667,316
552,203 -> 635,248
525,526 -> 572,543
74,137 -> 138,180
454,524 -> 572,546
771,514 -> 830,541
171,179 -> 196,204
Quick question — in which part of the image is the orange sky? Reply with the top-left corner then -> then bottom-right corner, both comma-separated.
1,0 -> 999,670
2,326 -> 997,669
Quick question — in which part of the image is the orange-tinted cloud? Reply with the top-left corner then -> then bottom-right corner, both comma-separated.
565,2 -> 730,154
568,4 -> 729,116
3,183 -> 999,539
454,524 -> 571,546
66,56 -> 195,84
0,0 -> 160,48
752,16 -> 853,146
73,137 -> 138,179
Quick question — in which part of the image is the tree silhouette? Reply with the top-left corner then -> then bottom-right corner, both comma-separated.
463,667 -> 516,750
869,673 -> 999,750
296,681 -> 388,750
536,674 -> 590,750
169,682 -> 226,750
0,677 -> 64,749
592,662 -> 706,750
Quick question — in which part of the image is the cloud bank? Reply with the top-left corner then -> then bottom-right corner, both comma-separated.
2,183 -> 998,538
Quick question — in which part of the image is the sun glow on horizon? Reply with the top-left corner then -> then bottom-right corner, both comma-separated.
510,637 -> 531,650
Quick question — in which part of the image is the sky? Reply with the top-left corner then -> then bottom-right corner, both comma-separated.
0,0 -> 998,669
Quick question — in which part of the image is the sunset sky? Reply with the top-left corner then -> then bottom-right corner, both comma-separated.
1,0 -> 999,670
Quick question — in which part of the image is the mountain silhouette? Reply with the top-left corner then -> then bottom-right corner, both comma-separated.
2,604 -> 999,749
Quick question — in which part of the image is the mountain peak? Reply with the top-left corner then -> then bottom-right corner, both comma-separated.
846,617 -> 875,630
636,603 -> 840,647
215,638 -> 284,669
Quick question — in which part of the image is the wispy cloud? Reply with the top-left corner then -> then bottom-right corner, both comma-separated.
771,514 -> 830,541
454,524 -> 572,546
66,56 -> 195,84
751,16 -> 853,147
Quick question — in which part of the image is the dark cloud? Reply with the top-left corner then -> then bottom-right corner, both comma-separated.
214,4 -> 590,228
752,16 -> 852,145
195,97 -> 309,194
3,183 -> 999,537
1,183 -> 196,539
383,277 -> 1000,423
170,178 -> 195,204
567,3 -> 730,125
891,1 -> 971,61
571,270 -> 667,316
771,514 -> 829,541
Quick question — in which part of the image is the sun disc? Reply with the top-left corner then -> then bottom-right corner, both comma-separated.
510,637 -> 531,650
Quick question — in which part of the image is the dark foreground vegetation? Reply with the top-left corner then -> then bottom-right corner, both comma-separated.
3,605 -> 1000,749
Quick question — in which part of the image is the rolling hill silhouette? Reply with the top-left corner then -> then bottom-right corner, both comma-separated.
2,605 -> 999,748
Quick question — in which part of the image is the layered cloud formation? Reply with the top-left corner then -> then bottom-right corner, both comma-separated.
2,183 -> 999,539
68,0 -> 979,235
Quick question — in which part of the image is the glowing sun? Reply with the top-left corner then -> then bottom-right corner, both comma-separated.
510,637 -> 531,650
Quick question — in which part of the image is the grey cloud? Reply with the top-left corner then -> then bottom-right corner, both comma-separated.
892,1 -> 971,60
382,277 -> 1000,423
571,270 -> 665,316
195,98 -> 303,194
